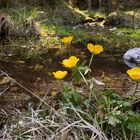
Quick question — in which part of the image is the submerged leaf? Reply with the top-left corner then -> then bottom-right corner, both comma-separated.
16,60 -> 25,64
36,77 -> 41,82
34,64 -> 44,70
0,77 -> 11,85
51,91 -> 58,96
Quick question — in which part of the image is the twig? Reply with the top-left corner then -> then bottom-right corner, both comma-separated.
0,86 -> 10,95
37,85 -> 53,110
0,69 -> 55,111
49,120 -> 82,140
78,70 -> 88,85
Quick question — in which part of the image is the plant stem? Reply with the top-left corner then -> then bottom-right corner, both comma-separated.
88,54 -> 94,68
131,81 -> 139,102
122,124 -> 128,140
78,69 -> 88,85
68,44 -> 71,56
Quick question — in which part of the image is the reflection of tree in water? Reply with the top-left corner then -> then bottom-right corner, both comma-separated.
0,38 -> 12,56
0,16 -> 13,56
0,16 -> 10,37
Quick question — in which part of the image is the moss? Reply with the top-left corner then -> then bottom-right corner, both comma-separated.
105,10 -> 140,28
0,4 -> 140,59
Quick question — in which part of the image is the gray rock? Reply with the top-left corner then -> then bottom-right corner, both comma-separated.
123,48 -> 140,67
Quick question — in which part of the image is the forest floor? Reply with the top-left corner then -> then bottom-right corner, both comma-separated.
0,5 -> 140,139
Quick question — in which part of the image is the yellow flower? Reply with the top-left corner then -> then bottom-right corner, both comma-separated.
127,67 -> 140,81
52,70 -> 67,79
60,36 -> 73,44
40,31 -> 47,37
87,43 -> 103,55
62,56 -> 79,68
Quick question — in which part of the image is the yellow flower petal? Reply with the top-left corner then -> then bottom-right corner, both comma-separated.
60,36 -> 73,44
52,70 -> 67,79
62,56 -> 79,68
127,67 -> 140,80
40,31 -> 47,37
87,43 -> 95,53
87,43 -> 103,55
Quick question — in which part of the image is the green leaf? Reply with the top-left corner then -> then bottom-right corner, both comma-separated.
127,123 -> 140,134
62,84 -> 73,99
72,90 -> 82,104
123,102 -> 131,107
84,99 -> 93,105
72,67 -> 81,82
127,113 -> 140,134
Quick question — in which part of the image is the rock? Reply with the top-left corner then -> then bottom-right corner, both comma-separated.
104,11 -> 140,28
123,48 -> 140,67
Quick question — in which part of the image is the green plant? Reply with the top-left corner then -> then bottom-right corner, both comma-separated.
51,41 -> 140,139
11,7 -> 39,26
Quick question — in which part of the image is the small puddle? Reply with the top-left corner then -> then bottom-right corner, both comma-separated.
0,38 -> 132,109
0,56 -> 131,108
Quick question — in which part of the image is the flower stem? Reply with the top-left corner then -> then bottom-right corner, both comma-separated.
131,81 -> 139,102
78,69 -> 88,85
68,44 -> 71,56
88,54 -> 94,68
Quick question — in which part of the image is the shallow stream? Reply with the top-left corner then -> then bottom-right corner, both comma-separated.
0,38 -> 132,109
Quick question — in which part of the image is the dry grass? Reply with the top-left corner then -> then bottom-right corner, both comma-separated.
0,105 -> 108,140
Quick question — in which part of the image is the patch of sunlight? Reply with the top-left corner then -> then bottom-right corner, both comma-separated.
125,9 -> 140,16
125,11 -> 135,15
108,11 -> 117,16
73,8 -> 90,18
94,10 -> 106,18
40,24 -> 56,34
129,32 -> 140,39
117,28 -> 140,39
73,8 -> 106,19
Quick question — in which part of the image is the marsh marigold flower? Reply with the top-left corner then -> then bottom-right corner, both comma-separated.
52,70 -> 67,79
62,56 -> 79,68
60,36 -> 73,44
127,67 -> 140,80
87,43 -> 103,55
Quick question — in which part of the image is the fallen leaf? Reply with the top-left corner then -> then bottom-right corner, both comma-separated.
34,64 -> 44,70
16,60 -> 25,64
0,77 -> 11,85
93,78 -> 105,86
10,86 -> 18,92
51,91 -> 58,96
36,77 -> 41,82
